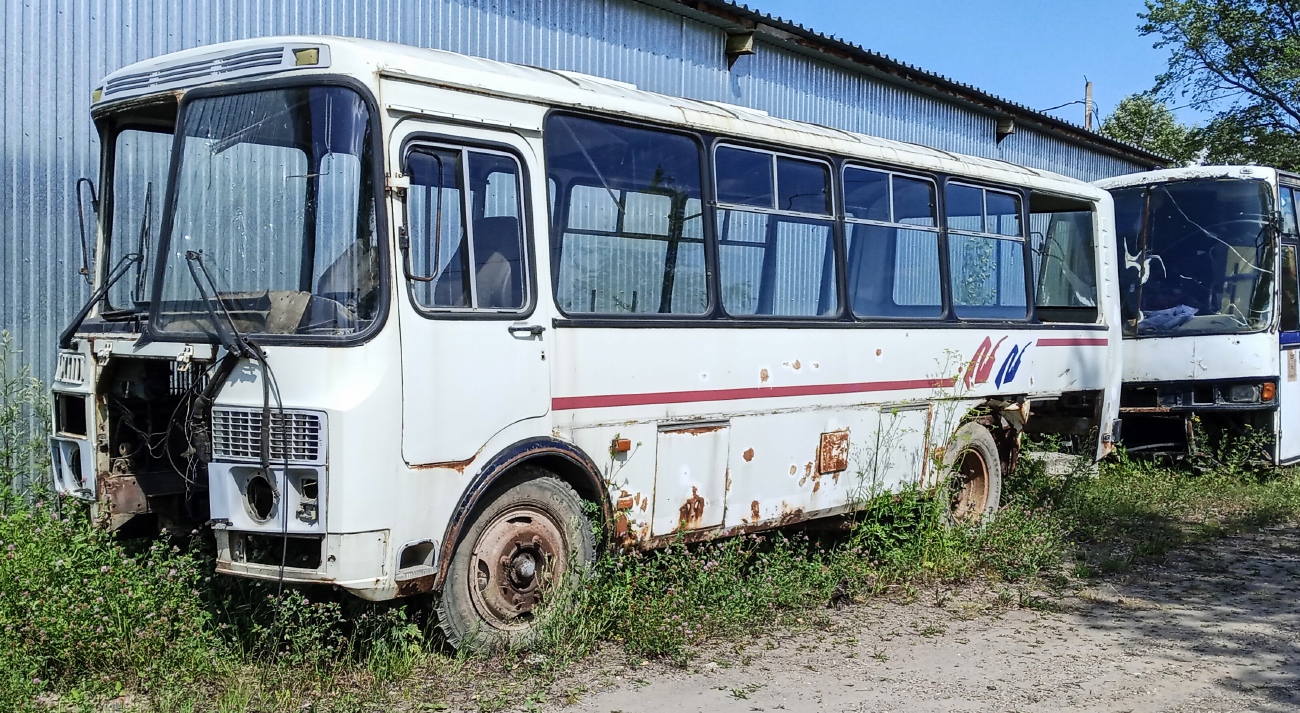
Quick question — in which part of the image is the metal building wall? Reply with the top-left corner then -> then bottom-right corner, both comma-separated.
0,0 -> 1148,385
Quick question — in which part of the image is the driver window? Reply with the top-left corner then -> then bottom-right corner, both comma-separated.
405,145 -> 528,312
1281,186 -> 1299,236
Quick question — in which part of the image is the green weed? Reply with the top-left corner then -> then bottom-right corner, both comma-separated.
3,326 -> 1300,710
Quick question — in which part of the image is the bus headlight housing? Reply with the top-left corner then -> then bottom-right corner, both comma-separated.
1225,383 -> 1263,404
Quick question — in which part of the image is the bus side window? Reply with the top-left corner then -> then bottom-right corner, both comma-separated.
404,146 -> 528,312
1281,245 -> 1299,332
1281,186 -> 1299,235
1029,192 -> 1099,324
545,115 -> 707,315
715,147 -> 838,317
945,183 -> 1029,320
843,166 -> 942,319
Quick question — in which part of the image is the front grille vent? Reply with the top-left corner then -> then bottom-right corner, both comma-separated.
55,352 -> 85,385
211,407 -> 326,466
104,46 -> 287,97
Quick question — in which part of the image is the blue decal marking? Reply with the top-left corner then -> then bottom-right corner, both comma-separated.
994,342 -> 1031,388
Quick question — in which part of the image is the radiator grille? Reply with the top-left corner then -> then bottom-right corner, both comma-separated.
55,352 -> 85,385
104,46 -> 287,97
211,408 -> 325,465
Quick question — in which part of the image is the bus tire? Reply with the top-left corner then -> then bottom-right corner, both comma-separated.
437,469 -> 595,651
941,422 -> 1002,525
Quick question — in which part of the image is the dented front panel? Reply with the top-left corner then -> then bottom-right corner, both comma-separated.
1122,333 -> 1276,384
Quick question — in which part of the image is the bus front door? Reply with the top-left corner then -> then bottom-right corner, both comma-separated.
392,120 -> 551,466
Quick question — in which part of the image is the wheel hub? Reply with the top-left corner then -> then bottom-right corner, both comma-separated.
467,507 -> 569,631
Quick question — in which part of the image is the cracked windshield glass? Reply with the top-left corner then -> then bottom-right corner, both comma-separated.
153,85 -> 380,339
1112,178 -> 1274,336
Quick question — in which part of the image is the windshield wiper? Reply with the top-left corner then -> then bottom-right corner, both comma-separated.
184,250 -> 258,359
132,182 -> 154,303
59,253 -> 143,349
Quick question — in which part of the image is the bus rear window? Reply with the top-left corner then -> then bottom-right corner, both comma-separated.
1030,192 -> 1098,323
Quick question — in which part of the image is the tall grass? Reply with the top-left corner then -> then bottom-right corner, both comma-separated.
2,330 -> 1299,710
0,332 -> 49,497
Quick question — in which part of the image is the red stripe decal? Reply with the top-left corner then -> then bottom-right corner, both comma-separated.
1036,338 -> 1109,347
552,377 -> 958,411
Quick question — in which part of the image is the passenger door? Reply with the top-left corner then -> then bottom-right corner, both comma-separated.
393,121 -> 550,465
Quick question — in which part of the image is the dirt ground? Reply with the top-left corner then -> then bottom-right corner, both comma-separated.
545,525 -> 1300,713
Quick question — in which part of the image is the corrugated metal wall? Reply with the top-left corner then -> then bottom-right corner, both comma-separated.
0,0 -> 1148,384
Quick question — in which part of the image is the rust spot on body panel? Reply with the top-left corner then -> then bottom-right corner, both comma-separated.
395,574 -> 435,597
673,424 -> 726,436
817,430 -> 850,474
743,447 -> 755,462
777,505 -> 806,526
751,500 -> 761,521
411,454 -> 475,473
678,486 -> 706,529
760,368 -> 770,383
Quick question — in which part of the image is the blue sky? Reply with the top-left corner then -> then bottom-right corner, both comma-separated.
751,0 -> 1205,127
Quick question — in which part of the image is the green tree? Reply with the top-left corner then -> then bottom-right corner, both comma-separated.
1142,0 -> 1300,169
1100,94 -> 1201,164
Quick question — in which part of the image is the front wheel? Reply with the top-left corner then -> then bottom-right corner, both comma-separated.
437,470 -> 595,651
940,423 -> 1002,525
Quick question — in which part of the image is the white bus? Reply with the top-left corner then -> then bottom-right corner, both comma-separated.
1096,166 -> 1297,462
50,36 -> 1120,647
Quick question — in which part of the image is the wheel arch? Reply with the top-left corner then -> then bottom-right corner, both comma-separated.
955,398 -> 1024,477
430,436 -> 610,591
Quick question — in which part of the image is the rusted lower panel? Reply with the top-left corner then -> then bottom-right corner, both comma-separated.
395,574 -> 436,597
816,430 -> 849,474
651,424 -> 729,535
677,486 -> 706,530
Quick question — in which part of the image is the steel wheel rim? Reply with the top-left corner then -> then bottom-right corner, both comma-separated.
949,447 -> 990,522
466,504 -> 569,632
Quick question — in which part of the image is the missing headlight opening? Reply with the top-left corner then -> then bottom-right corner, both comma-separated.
244,473 -> 276,522
296,476 -> 319,523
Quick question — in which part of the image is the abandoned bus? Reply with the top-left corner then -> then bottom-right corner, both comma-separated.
50,36 -> 1119,647
1096,166 -> 1299,461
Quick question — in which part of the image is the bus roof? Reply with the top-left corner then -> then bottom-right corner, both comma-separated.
1095,165 -> 1281,190
98,35 -> 1106,201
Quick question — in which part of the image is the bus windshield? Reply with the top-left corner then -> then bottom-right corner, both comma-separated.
151,85 -> 381,340
1112,178 -> 1274,337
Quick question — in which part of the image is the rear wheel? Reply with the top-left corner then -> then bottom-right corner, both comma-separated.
437,470 -> 595,651
940,422 -> 1002,524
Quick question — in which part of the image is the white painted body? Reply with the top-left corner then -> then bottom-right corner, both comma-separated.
50,37 -> 1122,600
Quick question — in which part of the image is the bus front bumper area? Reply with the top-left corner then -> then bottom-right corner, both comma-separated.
214,528 -> 397,600
1118,379 -> 1278,457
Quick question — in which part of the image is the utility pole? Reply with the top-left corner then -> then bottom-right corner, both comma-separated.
1084,80 -> 1094,131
